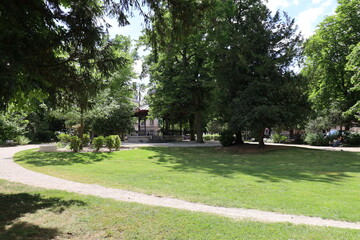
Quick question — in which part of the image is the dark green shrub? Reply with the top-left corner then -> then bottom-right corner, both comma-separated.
271,133 -> 288,143
82,134 -> 90,147
69,136 -> 81,152
112,135 -> 121,150
105,136 -> 115,151
346,133 -> 360,146
220,130 -> 235,147
34,130 -> 54,142
93,136 -> 104,152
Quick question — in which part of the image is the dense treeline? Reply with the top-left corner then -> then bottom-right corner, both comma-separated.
0,0 -> 359,146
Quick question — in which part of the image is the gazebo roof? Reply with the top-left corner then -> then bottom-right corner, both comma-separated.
134,104 -> 149,117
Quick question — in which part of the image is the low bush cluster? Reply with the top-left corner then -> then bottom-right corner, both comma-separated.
271,133 -> 288,143
15,135 -> 31,145
219,130 -> 235,147
104,135 -> 121,152
56,133 -> 121,152
203,134 -> 220,141
305,132 -> 360,146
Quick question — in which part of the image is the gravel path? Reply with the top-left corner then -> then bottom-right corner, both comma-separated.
1,144 -> 360,230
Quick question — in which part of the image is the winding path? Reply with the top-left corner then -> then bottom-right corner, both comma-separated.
1,144 -> 360,230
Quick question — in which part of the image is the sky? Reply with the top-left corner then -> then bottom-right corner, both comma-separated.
105,0 -> 339,80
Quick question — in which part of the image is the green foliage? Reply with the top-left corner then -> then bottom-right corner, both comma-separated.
146,6 -> 215,143
271,133 -> 288,143
304,133 -> 334,146
69,136 -> 81,152
203,135 -> 212,141
204,134 -> 220,141
0,110 -> 28,141
0,0 -> 133,109
91,103 -> 134,137
345,42 -> 360,120
82,134 -> 91,147
93,136 -> 104,152
346,133 -> 360,146
210,2 -> 306,146
219,130 -> 235,147
14,135 -> 31,145
105,136 -> 115,152
57,133 -> 71,144
303,0 -> 360,125
112,135 -> 121,150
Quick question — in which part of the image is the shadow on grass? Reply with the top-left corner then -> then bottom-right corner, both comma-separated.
15,150 -> 113,166
145,147 -> 360,184
0,192 -> 86,239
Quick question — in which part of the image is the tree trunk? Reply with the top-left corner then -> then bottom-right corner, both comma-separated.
79,107 -> 84,149
258,128 -> 265,148
234,130 -> 244,145
194,111 -> 204,143
189,117 -> 195,141
180,120 -> 183,136
144,117 -> 147,135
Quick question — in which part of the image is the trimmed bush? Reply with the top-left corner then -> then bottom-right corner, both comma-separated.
15,135 -> 31,145
219,130 -> 235,147
57,133 -> 71,144
105,136 -> 115,151
82,134 -> 90,147
69,136 -> 81,152
271,133 -> 287,143
93,136 -> 104,152
112,135 -> 121,150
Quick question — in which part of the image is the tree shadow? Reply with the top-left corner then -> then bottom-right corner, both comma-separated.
145,147 -> 360,184
15,150 -> 113,166
0,192 -> 86,239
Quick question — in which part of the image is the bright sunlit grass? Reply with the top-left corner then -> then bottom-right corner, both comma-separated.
1,180 -> 360,239
15,147 -> 360,222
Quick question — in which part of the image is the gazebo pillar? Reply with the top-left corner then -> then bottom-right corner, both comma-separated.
144,116 -> 147,135
138,116 -> 141,135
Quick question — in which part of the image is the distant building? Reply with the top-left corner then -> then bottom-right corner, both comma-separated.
132,104 -> 161,136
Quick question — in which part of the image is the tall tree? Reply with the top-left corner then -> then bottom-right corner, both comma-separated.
302,0 -> 360,129
345,42 -> 360,121
0,0 -> 209,109
210,0 -> 304,147
52,35 -> 135,142
209,0 -> 268,144
146,3 -> 214,143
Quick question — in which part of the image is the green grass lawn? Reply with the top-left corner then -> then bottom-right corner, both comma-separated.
1,180 -> 359,239
15,147 -> 360,222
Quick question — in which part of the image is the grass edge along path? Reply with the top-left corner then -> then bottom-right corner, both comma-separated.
1,145 -> 360,230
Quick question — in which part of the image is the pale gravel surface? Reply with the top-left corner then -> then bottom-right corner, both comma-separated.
1,143 -> 360,230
